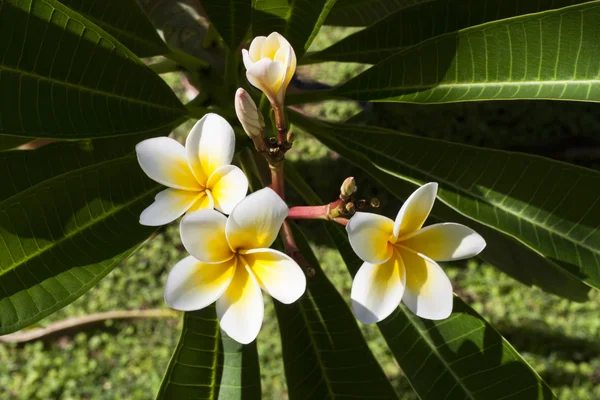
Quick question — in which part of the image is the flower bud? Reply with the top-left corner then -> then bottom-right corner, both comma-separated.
340,177 -> 357,197
235,88 -> 264,139
242,32 -> 297,107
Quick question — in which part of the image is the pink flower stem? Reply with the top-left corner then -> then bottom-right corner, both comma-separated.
287,205 -> 328,220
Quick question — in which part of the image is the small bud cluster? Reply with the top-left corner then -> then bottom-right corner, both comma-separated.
326,177 -> 380,220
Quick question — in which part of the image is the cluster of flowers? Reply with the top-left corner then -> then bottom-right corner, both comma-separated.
134,33 -> 486,344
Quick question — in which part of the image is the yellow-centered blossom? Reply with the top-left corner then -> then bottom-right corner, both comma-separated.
165,188 -> 306,344
347,183 -> 486,323
135,113 -> 248,226
242,32 -> 296,107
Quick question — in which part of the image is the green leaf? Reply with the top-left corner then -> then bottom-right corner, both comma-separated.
156,306 -> 262,399
285,164 -> 557,400
0,0 -> 186,139
288,111 -> 594,300
57,0 -> 168,57
324,0 -> 420,27
252,0 -> 338,58
201,0 -> 252,50
0,134 -> 161,334
274,224 -> 399,399
312,0 -> 592,64
334,2 -> 600,103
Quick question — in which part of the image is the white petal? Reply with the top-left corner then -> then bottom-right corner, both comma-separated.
226,188 -> 288,251
207,165 -> 249,214
242,49 -> 253,70
399,247 -> 453,320
400,223 -> 486,261
164,256 -> 236,311
186,113 -> 235,184
136,137 -> 200,190
246,58 -> 284,101
249,36 -> 266,62
393,182 -> 438,239
139,188 -> 201,226
180,209 -> 234,263
187,190 -> 214,213
216,264 -> 264,344
346,212 -> 394,264
241,248 -> 306,304
261,32 -> 281,59
351,250 -> 406,324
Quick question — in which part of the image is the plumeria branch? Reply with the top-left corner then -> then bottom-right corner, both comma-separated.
286,177 -> 381,226
280,220 -> 314,277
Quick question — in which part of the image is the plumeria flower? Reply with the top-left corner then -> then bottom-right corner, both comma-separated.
242,32 -> 297,107
135,113 -> 248,226
347,183 -> 486,323
164,188 -> 306,344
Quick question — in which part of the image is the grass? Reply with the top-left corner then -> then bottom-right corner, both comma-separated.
2,25 -> 599,400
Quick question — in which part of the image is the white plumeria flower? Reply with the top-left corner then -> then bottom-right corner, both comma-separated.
242,32 -> 297,107
165,188 -> 307,344
135,113 -> 248,226
347,182 -> 486,324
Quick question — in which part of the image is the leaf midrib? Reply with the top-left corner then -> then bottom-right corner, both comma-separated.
0,64 -> 184,114
341,79 -> 600,96
0,156 -> 159,275
295,293 -> 337,399
330,128 -> 598,256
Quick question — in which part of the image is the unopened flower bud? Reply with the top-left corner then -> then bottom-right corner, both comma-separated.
370,198 -> 381,208
345,202 -> 356,214
235,88 -> 264,139
340,177 -> 357,197
242,32 -> 297,107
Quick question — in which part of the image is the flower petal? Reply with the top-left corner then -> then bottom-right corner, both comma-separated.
400,223 -> 486,261
164,255 -> 236,311
249,36 -> 266,62
136,137 -> 200,190
139,188 -> 201,226
180,209 -> 234,263
207,165 -> 249,214
242,49 -> 253,70
226,188 -> 288,251
346,212 -> 394,264
216,264 -> 264,344
393,182 -> 438,239
261,32 -> 281,59
351,250 -> 406,324
186,113 -> 235,184
241,248 -> 306,304
187,190 -> 214,213
399,247 -> 453,320
246,58 -> 284,100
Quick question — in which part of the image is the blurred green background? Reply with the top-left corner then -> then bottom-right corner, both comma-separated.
1,26 -> 600,400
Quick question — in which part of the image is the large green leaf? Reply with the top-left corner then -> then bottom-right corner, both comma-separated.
0,134 -> 161,334
252,0 -> 337,58
58,0 -> 168,57
0,0 -> 186,139
332,1 -> 600,103
285,164 -> 557,400
288,111 -> 595,299
274,225 -> 398,399
312,0 -> 592,64
324,0 -> 419,27
156,306 -> 261,399
201,0 -> 252,50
